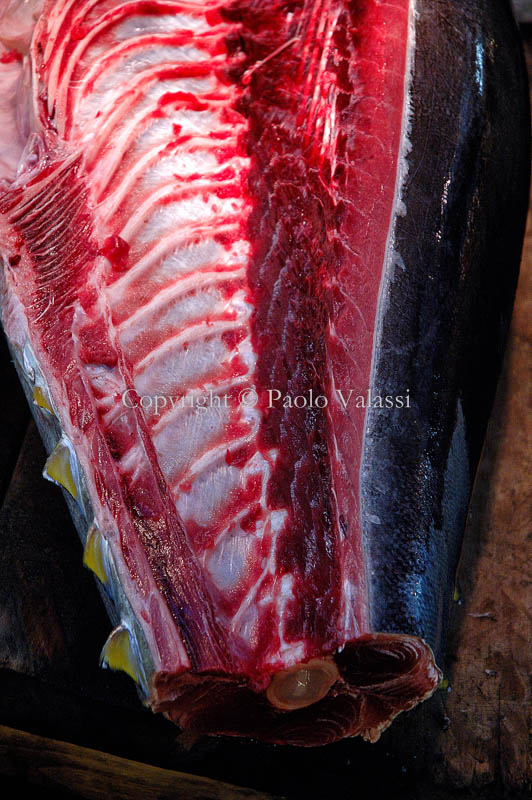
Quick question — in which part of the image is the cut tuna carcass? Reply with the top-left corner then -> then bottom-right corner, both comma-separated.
0,0 -> 529,746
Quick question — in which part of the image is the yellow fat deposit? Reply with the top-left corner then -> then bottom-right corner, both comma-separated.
83,526 -> 108,585
44,442 -> 77,500
101,626 -> 141,685
32,385 -> 53,414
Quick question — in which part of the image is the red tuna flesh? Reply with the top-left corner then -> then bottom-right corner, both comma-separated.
0,0 -> 528,745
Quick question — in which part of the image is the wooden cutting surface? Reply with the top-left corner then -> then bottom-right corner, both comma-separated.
0,25 -> 530,800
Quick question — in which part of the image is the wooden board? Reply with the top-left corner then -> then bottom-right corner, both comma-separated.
0,725 -> 285,800
0,25 -> 530,800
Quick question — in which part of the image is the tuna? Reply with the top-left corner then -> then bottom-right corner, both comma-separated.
0,0 -> 529,746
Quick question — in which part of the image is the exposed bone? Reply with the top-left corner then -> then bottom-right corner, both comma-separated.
266,659 -> 340,711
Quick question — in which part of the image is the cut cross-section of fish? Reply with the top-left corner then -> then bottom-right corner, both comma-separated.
0,0 -> 528,746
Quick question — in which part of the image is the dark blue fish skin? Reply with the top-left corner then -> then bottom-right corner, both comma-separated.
362,0 -> 530,665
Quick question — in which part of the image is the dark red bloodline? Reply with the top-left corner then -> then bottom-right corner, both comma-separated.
223,1 -> 363,653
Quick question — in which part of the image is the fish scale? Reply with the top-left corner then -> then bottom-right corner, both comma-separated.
0,0 -> 528,746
